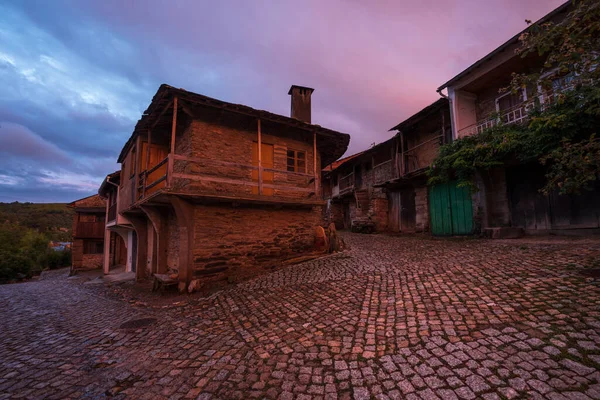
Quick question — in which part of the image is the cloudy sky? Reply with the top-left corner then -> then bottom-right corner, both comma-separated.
0,0 -> 564,203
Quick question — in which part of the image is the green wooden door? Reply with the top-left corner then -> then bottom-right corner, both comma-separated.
429,182 -> 473,235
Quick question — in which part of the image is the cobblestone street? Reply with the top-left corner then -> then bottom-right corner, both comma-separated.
1,233 -> 600,400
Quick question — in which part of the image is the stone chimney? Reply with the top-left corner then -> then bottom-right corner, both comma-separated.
288,85 -> 315,124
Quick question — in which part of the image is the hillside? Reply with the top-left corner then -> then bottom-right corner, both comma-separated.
0,202 -> 73,242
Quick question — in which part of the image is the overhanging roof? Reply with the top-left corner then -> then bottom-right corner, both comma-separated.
117,84 -> 350,167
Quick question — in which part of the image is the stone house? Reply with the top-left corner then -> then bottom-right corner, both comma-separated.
323,99 -> 451,234
68,194 -> 107,271
98,171 -> 131,275
103,84 -> 349,291
437,1 -> 600,235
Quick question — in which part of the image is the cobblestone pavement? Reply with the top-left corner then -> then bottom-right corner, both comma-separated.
1,233 -> 600,400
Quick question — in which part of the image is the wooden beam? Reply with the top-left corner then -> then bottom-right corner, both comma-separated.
168,97 -> 178,187
171,154 -> 313,176
150,99 -> 174,130
170,97 -> 178,154
171,173 -> 314,192
257,118 -> 263,195
313,132 -> 319,197
143,129 -> 151,198
399,132 -> 405,177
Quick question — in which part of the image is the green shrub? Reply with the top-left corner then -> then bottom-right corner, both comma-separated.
0,252 -> 34,282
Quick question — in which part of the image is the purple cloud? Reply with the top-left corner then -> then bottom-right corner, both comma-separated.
0,0 -> 565,202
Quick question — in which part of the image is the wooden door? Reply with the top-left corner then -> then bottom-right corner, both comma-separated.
252,142 -> 274,195
400,188 -> 416,231
429,182 -> 473,235
388,191 -> 401,232
140,143 -> 168,196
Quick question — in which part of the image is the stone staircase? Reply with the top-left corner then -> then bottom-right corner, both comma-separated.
351,189 -> 375,233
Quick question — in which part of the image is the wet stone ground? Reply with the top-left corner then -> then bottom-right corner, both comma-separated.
1,233 -> 600,400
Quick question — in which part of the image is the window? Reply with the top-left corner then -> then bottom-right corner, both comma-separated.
83,240 -> 104,255
287,150 -> 306,173
496,89 -> 526,114
333,174 -> 338,186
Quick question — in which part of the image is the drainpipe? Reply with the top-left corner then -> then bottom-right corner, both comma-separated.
436,88 -> 448,99
105,176 -> 119,187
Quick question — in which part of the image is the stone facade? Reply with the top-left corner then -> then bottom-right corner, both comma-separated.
69,194 -> 106,271
190,204 -> 322,282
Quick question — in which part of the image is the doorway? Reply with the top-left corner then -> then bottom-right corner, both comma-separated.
429,181 -> 473,235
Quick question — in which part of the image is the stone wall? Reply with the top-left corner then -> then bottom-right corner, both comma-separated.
82,254 -> 103,270
72,239 -> 103,270
72,239 -> 83,270
188,204 -> 323,283
167,209 -> 180,273
415,185 -> 429,232
369,194 -> 389,232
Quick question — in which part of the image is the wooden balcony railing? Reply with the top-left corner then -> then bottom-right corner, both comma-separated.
134,154 -> 321,202
458,84 -> 575,137
75,222 -> 104,239
339,172 -> 354,195
402,134 -> 442,175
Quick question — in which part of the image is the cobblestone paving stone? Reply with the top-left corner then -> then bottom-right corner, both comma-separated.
1,233 -> 600,399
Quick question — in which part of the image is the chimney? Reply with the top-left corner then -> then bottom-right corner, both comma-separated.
288,85 -> 315,124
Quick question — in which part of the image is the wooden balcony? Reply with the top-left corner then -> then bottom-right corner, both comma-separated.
403,134 -> 442,175
339,172 -> 354,195
134,154 -> 323,205
74,222 -> 104,239
372,160 -> 394,185
458,84 -> 575,137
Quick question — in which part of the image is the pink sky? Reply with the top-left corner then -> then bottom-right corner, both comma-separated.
0,0 -> 565,201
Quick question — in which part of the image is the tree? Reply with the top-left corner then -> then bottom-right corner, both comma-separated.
429,0 -> 600,195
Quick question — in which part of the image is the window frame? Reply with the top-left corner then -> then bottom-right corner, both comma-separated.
286,149 -> 307,173
83,240 -> 104,255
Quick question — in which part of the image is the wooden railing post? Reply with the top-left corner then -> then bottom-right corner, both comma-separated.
257,118 -> 263,195
168,97 -> 178,188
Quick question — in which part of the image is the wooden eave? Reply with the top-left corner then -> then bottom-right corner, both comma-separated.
117,84 -> 350,167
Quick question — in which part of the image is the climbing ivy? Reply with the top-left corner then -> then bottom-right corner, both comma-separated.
429,0 -> 600,195
428,85 -> 600,194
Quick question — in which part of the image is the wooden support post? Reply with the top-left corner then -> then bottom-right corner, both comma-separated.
313,132 -> 319,197
143,129 -> 151,198
394,135 -> 400,179
400,131 -> 405,177
170,97 -> 178,154
168,97 -> 178,187
134,136 -> 141,201
257,118 -> 263,195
